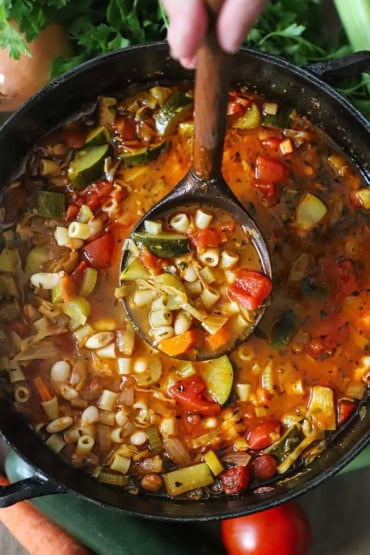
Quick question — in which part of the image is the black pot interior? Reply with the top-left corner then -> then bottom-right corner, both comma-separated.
1,43 -> 370,520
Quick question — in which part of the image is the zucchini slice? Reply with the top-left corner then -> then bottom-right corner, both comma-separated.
68,144 -> 109,190
199,355 -> 233,405
85,125 -> 111,146
120,258 -> 150,281
155,92 -> 193,136
36,190 -> 65,219
120,141 -> 168,168
132,231 -> 190,258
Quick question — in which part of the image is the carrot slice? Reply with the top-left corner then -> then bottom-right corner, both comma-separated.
205,325 -> 231,351
0,475 -> 91,555
33,376 -> 53,402
60,274 -> 78,303
158,329 -> 197,357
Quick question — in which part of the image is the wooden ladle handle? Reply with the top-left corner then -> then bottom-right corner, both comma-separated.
192,0 -> 232,181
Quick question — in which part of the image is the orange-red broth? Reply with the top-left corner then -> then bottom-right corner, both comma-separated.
1,84 -> 370,499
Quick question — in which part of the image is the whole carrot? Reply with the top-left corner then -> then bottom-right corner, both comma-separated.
0,475 -> 91,555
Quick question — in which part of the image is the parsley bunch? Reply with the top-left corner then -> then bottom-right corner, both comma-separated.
0,0 -> 369,118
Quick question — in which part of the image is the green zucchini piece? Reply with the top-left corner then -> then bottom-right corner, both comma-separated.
296,192 -> 328,231
132,231 -> 190,258
265,425 -> 303,462
155,92 -> 193,135
120,141 -> 168,168
0,248 -> 19,273
263,107 -> 293,129
271,309 -> 296,351
68,144 -> 109,190
120,258 -> 150,281
25,245 -> 49,278
99,96 -> 117,128
85,125 -> 111,146
232,103 -> 261,130
36,190 -> 65,219
199,355 -> 233,405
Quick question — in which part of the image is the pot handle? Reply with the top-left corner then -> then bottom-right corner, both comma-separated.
306,51 -> 370,83
0,476 -> 66,508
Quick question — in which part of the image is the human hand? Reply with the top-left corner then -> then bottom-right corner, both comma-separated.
162,0 -> 268,68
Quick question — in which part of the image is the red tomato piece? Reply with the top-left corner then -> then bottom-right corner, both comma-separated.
227,269 -> 272,311
261,137 -> 283,151
308,338 -> 326,358
250,454 -> 278,480
83,232 -> 114,269
252,181 -> 277,199
168,376 -> 221,416
337,398 -> 356,426
246,419 -> 281,450
63,124 -> 85,148
65,203 -> 80,222
139,248 -> 166,273
220,466 -> 250,495
189,228 -> 222,250
319,256 -> 358,297
254,154 -> 290,184
221,501 -> 311,555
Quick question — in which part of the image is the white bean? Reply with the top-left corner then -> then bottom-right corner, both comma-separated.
85,332 -> 115,350
51,360 -> 71,382
46,416 -> 74,434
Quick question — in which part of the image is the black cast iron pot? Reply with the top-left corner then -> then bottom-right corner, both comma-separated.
0,44 -> 369,521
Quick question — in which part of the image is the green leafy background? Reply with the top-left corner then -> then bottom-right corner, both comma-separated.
0,0 -> 369,118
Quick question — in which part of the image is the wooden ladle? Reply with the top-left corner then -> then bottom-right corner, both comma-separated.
121,0 -> 271,359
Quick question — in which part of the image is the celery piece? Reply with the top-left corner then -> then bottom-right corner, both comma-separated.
204,450 -> 224,476
334,0 -> 370,52
51,283 -> 63,304
163,463 -> 214,496
199,355 -> 233,405
79,267 -> 98,297
98,471 -> 129,486
37,190 -> 66,219
63,297 -> 91,330
0,248 -> 19,273
296,193 -> 327,231
146,426 -> 162,454
25,246 -> 49,278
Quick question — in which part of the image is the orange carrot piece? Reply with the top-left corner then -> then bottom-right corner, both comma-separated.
33,376 -> 53,402
0,475 -> 91,555
60,275 -> 77,303
205,325 -> 231,351
158,329 -> 197,357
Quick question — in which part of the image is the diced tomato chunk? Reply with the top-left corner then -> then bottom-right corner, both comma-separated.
252,181 -> 277,199
83,232 -> 114,269
220,465 -> 250,495
188,228 -> 222,250
261,137 -> 283,151
337,399 -> 356,426
227,269 -> 272,311
246,419 -> 281,450
319,256 -> 358,298
168,376 -> 221,416
139,249 -> 166,273
63,124 -> 86,148
250,454 -> 278,480
254,154 -> 290,184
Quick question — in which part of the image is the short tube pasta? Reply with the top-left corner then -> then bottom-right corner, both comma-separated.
170,213 -> 190,233
198,248 -> 220,267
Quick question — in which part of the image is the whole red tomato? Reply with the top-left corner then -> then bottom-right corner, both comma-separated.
221,501 -> 311,555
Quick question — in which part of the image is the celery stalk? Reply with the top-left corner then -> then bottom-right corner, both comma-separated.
334,0 -> 370,51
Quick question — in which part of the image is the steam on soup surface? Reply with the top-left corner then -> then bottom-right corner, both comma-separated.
0,83 -> 369,499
